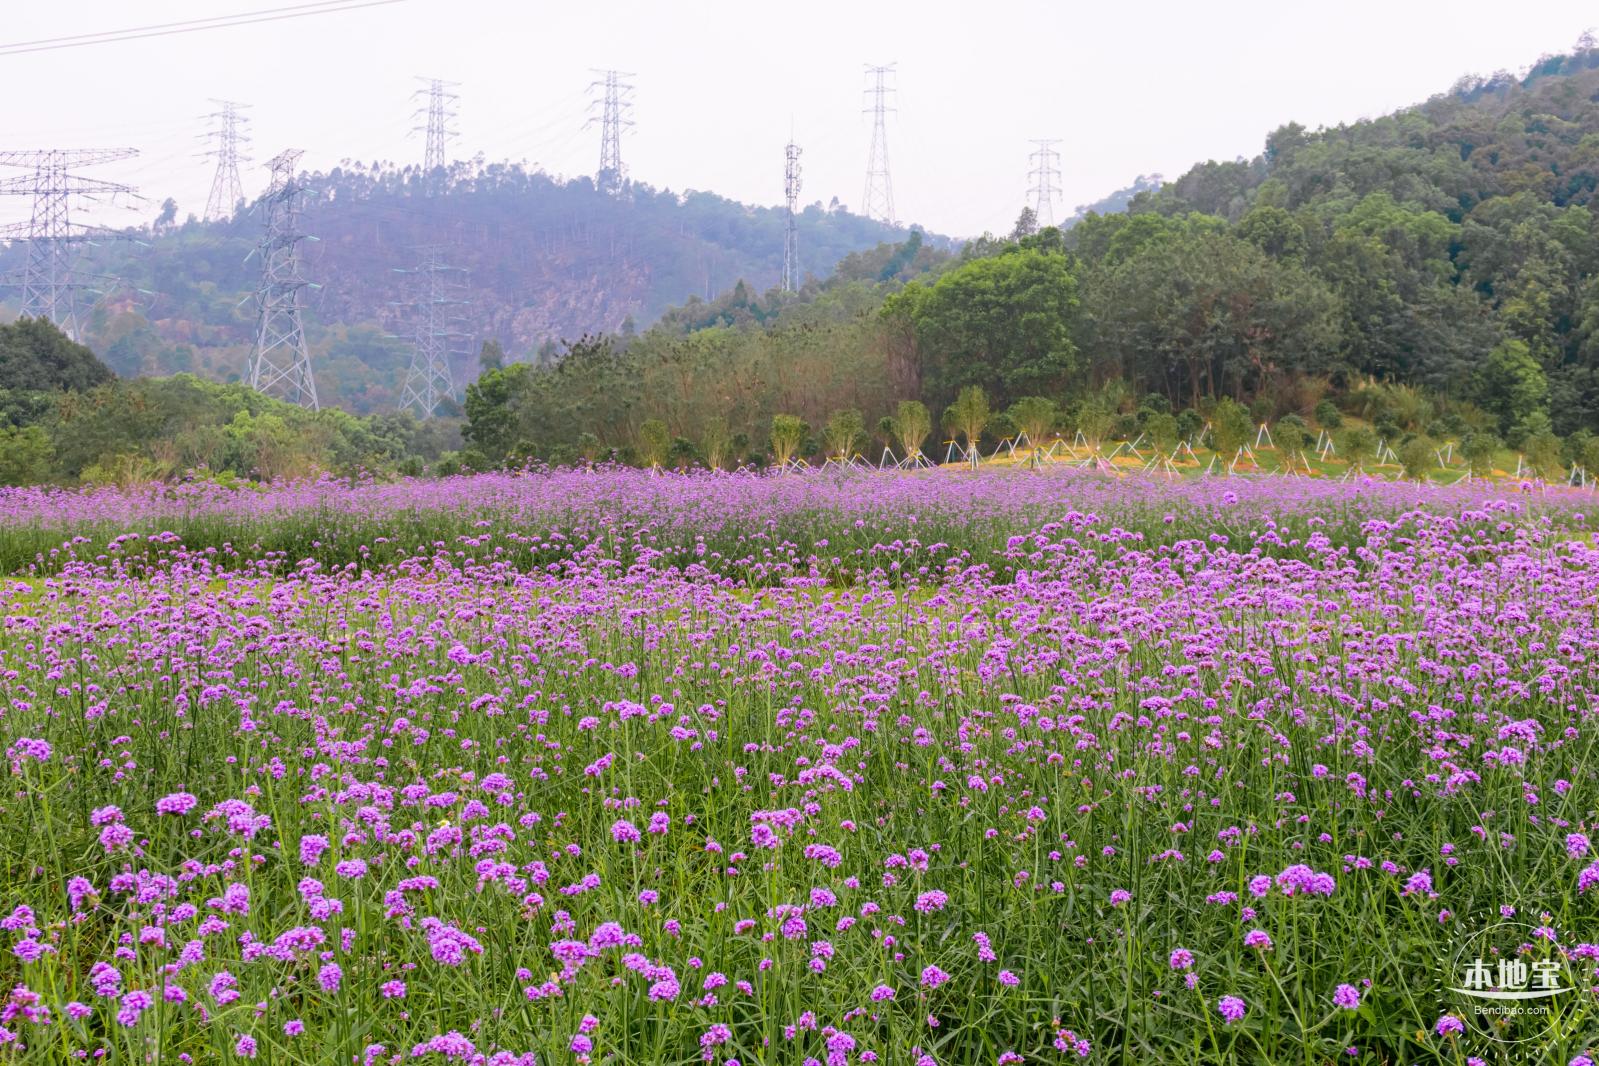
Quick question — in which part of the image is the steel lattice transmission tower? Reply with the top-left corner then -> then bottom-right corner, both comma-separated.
0,149 -> 139,342
248,149 -> 320,409
1027,139 -> 1063,229
782,140 -> 803,292
587,70 -> 635,194
202,100 -> 252,221
862,64 -> 896,225
413,77 -> 459,191
395,245 -> 467,419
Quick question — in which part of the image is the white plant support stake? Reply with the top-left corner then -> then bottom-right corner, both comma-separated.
1255,423 -> 1273,448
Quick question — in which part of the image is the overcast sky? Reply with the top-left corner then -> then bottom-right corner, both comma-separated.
1,0 -> 1595,239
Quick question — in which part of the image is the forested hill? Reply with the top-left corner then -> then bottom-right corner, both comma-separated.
1084,42 -> 1599,432
1145,47 -> 1599,219
0,163 -> 921,412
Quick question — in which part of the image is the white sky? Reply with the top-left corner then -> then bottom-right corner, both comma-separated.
0,0 -> 1595,239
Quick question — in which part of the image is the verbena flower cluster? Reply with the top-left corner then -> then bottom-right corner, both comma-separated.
0,467 -> 1595,1063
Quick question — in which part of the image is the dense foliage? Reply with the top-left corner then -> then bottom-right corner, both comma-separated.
0,319 -> 455,486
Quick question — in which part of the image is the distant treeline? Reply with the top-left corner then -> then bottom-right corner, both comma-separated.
452,41 -> 1599,469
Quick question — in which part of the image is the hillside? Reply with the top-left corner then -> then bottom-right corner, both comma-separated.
0,162 -> 922,413
1111,41 -> 1599,433
451,39 -> 1599,471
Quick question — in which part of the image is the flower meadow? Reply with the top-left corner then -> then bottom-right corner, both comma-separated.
3,467 -> 1599,1064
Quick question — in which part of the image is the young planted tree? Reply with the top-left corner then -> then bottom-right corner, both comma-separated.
944,386 -> 990,455
1276,413 -> 1312,469
1210,397 -> 1254,455
700,416 -> 732,471
1461,430 -> 1501,476
892,399 -> 932,460
1340,426 -> 1378,468
823,409 -> 866,461
1074,398 -> 1115,447
1524,426 -> 1565,479
1007,396 -> 1058,450
1580,436 -> 1599,480
637,419 -> 670,469
1398,437 -> 1436,481
770,414 -> 805,468
1144,412 -> 1180,454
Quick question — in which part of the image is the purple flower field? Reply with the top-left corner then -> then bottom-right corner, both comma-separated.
2,467 -> 1598,1063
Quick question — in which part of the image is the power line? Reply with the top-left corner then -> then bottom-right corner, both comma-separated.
862,63 -> 896,225
0,0 -> 407,57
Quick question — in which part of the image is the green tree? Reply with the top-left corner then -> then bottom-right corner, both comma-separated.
894,247 -> 1081,408
1276,413 -> 1312,466
0,425 -> 55,485
700,416 -> 731,470
1461,431 -> 1502,475
636,419 -> 670,468
891,399 -> 931,460
478,339 -> 506,373
1144,412 -> 1180,453
1340,426 -> 1378,467
0,317 -> 115,393
462,364 -> 531,462
1007,396 -> 1058,448
1210,397 -> 1254,454
944,386 -> 990,451
823,409 -> 866,460
1474,339 -> 1549,436
1523,425 -> 1565,478
770,414 -> 805,467
1398,437 -> 1435,480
